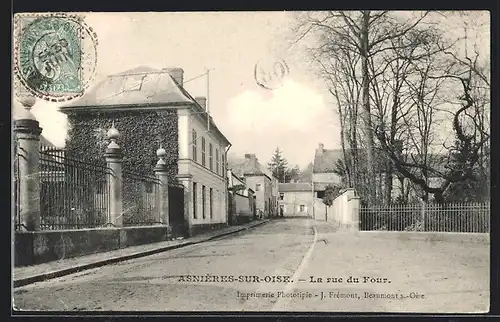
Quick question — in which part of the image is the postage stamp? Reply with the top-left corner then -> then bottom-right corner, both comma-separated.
13,13 -> 98,102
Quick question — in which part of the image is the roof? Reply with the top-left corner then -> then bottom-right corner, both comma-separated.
59,66 -> 194,110
279,183 -> 312,192
59,66 -> 231,146
229,171 -> 245,187
228,155 -> 274,180
39,135 -> 57,148
313,146 -> 449,175
313,149 -> 343,173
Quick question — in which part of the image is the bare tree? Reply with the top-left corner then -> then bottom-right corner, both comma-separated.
290,10 -> 430,204
376,54 -> 490,203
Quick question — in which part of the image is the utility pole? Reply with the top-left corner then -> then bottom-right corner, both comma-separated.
206,68 -> 210,132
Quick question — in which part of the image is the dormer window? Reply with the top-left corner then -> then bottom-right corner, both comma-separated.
122,75 -> 147,92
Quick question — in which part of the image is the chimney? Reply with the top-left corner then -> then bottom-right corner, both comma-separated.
244,153 -> 256,160
195,96 -> 207,110
163,68 -> 184,87
317,143 -> 324,154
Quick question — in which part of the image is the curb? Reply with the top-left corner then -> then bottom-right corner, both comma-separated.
13,219 -> 271,288
205,219 -> 271,241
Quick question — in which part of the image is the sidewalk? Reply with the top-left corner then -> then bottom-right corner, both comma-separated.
283,220 -> 489,313
13,219 -> 271,288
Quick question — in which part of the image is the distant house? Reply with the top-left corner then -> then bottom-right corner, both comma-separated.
59,66 -> 231,236
311,142 -> 450,208
229,153 -> 278,218
311,143 -> 343,220
227,169 -> 256,224
278,182 -> 313,217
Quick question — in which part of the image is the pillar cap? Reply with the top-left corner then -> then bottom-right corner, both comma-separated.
107,122 -> 120,140
154,161 -> 168,173
15,95 -> 37,121
14,119 -> 42,135
105,146 -> 122,158
156,147 -> 166,158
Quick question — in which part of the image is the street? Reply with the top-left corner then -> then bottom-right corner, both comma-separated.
13,218 -> 489,312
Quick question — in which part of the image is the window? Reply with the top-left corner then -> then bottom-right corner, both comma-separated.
123,75 -> 146,92
300,205 -> 305,212
201,137 -> 206,166
279,192 -> 284,200
256,184 -> 261,191
202,185 -> 206,219
193,182 -> 198,219
209,188 -> 213,219
221,154 -> 225,176
192,130 -> 197,162
215,149 -> 220,175
209,143 -> 213,171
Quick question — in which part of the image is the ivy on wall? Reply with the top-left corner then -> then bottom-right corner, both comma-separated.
65,109 -> 179,183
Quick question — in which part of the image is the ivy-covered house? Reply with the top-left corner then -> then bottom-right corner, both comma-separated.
59,66 -> 232,236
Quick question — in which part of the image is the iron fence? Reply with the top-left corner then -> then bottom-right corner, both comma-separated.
39,146 -> 111,230
122,170 -> 161,226
359,202 -> 490,233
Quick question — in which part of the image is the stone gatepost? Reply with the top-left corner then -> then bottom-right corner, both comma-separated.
349,196 -> 361,232
13,97 -> 42,231
177,174 -> 193,237
154,146 -> 169,227
104,123 -> 123,227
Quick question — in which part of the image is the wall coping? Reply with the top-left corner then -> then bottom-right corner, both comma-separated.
15,225 -> 169,235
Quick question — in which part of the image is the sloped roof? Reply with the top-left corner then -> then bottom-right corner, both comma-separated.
314,146 -> 449,175
279,183 -> 312,192
39,134 -> 57,148
229,155 -> 274,180
313,149 -> 343,173
60,66 -> 194,110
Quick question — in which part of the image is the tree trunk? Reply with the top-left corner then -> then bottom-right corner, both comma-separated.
385,84 -> 399,205
360,10 -> 376,204
433,192 -> 444,204
338,101 -> 352,187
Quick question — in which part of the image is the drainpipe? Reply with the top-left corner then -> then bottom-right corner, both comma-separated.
312,156 -> 316,220
311,181 -> 314,220
224,143 -> 232,225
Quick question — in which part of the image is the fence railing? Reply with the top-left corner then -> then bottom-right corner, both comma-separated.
122,170 -> 161,226
359,202 -> 490,233
39,147 -> 111,230
13,121 -> 181,232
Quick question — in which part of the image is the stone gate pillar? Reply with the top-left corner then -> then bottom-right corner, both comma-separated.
13,97 -> 42,231
154,146 -> 169,226
105,123 -> 123,227
177,174 -> 193,237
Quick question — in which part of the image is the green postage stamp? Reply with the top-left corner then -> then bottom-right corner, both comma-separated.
13,13 -> 98,102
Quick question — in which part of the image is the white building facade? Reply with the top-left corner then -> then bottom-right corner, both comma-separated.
177,97 -> 231,236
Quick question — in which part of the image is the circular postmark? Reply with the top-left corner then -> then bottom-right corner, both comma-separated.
13,13 -> 98,102
254,56 -> 289,90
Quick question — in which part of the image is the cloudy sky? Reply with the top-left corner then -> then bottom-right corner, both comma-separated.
13,11 -> 489,168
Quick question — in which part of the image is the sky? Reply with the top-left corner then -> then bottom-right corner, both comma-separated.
12,11 -> 489,168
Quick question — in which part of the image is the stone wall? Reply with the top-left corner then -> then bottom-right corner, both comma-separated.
15,226 -> 169,267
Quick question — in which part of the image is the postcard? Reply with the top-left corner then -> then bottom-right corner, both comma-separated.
12,11 -> 490,313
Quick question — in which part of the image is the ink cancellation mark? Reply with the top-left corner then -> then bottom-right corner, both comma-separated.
13,13 -> 98,102
254,56 -> 289,90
